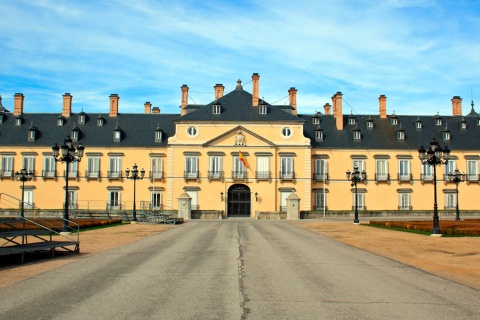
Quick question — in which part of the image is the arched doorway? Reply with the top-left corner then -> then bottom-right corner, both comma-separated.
227,184 -> 251,217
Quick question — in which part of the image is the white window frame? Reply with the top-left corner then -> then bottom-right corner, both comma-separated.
209,156 -> 223,179
213,104 -> 221,114
185,190 -> 198,210
109,191 -> 121,209
348,117 -> 356,125
397,131 -> 405,140
281,127 -> 292,138
353,131 -> 361,140
67,190 -> 78,209
259,104 -> 267,114
421,163 -> 433,180
187,126 -> 198,137
375,159 -> 388,181
1,156 -> 14,177
23,189 -> 34,209
314,192 -> 326,210
314,159 -> 327,180
445,161 -> 455,181
23,156 -> 35,173
352,159 -> 365,172
466,160 -> 478,181
109,157 -> 122,178
312,117 -> 319,124
185,156 -> 199,178
398,193 -> 411,210
256,156 -> 269,179
87,157 -> 101,178
281,157 -> 294,179
151,157 -> 163,179
151,191 -> 162,210
398,160 -> 411,181
43,156 -> 56,177
67,161 -> 78,178
280,192 -> 290,212
233,156 -> 246,179
416,121 -> 422,129
353,193 -> 365,210
315,131 -> 323,140
445,193 -> 456,209
443,132 -> 450,141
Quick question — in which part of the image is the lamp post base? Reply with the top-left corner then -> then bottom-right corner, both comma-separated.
430,233 -> 442,237
60,231 -> 72,236
130,221 -> 139,224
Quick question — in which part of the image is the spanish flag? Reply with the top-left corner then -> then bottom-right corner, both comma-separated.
239,150 -> 249,168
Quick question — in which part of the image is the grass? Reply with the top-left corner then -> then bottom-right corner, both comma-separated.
367,220 -> 480,237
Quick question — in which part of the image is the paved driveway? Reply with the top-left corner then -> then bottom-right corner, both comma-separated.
0,220 -> 478,319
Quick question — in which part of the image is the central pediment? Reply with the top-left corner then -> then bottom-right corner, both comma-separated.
202,126 -> 277,148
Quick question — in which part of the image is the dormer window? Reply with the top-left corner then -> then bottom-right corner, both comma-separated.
366,119 -> 374,129
57,117 -> 65,126
113,124 -> 123,142
348,114 -> 356,125
71,124 -> 81,142
97,114 -> 105,126
415,119 -> 422,129
78,110 -> 86,124
397,131 -> 405,140
15,115 -> 23,126
461,119 -> 467,130
312,112 -> 320,124
390,115 -> 398,125
315,126 -> 324,141
353,130 -> 361,141
28,123 -> 38,142
213,102 -> 221,114
259,100 -> 267,115
0,112 -> 5,124
435,114 -> 442,125
443,131 -> 450,141
155,125 -> 163,143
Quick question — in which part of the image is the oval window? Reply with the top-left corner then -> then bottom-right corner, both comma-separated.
281,127 -> 292,138
187,126 -> 198,137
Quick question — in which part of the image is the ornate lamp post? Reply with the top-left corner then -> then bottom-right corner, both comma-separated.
52,136 -> 85,232
346,165 -> 366,224
418,138 -> 450,235
448,169 -> 465,221
125,163 -> 145,223
15,168 -> 34,218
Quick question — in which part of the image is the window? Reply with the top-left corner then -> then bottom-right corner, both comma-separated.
209,156 -> 223,180
43,156 -> 56,178
352,193 -> 365,210
185,156 -> 199,179
79,114 -> 86,124
435,118 -> 442,125
314,192 -> 326,210
67,190 -> 78,209
97,118 -> 104,126
16,117 -> 22,126
280,157 -> 294,179
314,159 -> 327,180
467,160 -> 478,181
352,159 -> 365,172
109,157 -> 122,179
108,191 -> 121,209
66,161 -> 78,178
87,157 -> 100,179
185,190 -> 198,210
256,156 -> 270,180
353,131 -> 361,140
367,121 -> 374,128
23,156 -> 35,174
375,160 -> 389,181
1,156 -> 14,177
58,118 -> 65,126
72,130 -> 79,141
391,118 -> 398,125
23,189 -> 34,209
461,121 -> 467,129
233,156 -> 247,179
280,192 -> 290,212
315,130 -> 323,141
114,131 -> 121,140
397,131 -> 405,140
348,117 -> 356,125
415,121 -> 422,129
187,126 -> 198,137
444,161 -> 455,181
443,131 -> 450,141
150,158 -> 163,180
398,193 -> 411,210
421,163 -> 433,181
155,130 -> 163,142
259,104 -> 267,114
281,127 -> 292,138
313,117 -> 319,124
213,104 -> 221,114
398,160 -> 411,181
445,192 -> 456,209
151,191 -> 162,210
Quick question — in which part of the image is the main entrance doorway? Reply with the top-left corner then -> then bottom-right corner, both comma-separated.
227,184 -> 251,217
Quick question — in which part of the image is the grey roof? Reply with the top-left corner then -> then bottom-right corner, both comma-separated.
176,88 -> 303,123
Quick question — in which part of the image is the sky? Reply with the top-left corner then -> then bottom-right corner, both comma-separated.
0,0 -> 479,116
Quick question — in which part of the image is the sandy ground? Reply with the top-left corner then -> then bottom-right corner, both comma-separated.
1,221 -> 479,290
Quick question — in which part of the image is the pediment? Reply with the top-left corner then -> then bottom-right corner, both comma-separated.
203,125 -> 277,148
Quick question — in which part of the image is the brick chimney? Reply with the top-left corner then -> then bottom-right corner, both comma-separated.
152,106 -> 160,114
332,92 -> 343,130
181,84 -> 189,116
214,84 -> 225,100
62,93 -> 72,117
144,101 -> 152,114
288,87 -> 298,115
324,103 -> 331,115
452,96 -> 462,116
109,94 -> 119,117
13,93 -> 24,116
379,95 -> 387,118
252,73 -> 260,106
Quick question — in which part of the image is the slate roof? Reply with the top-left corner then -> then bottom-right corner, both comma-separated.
176,88 -> 303,123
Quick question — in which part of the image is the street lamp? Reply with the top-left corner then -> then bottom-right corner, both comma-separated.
125,163 -> 145,223
418,138 -> 450,235
448,168 -> 465,221
52,136 -> 85,232
346,165 -> 366,224
15,168 -> 34,218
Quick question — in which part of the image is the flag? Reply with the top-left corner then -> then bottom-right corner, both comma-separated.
239,150 -> 249,168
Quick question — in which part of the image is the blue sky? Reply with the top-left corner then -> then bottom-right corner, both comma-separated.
1,0 -> 479,116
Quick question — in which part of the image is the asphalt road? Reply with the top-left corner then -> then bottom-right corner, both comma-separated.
0,220 -> 479,320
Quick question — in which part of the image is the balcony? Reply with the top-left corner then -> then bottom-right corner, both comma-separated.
313,172 -> 328,181
375,173 -> 390,183
397,173 -> 413,183
420,174 -> 434,182
0,169 -> 14,179
279,171 -> 295,181
149,171 -> 164,181
255,171 -> 271,181
85,170 -> 101,180
184,171 -> 199,181
64,170 -> 79,180
42,170 -> 57,179
466,174 -> 480,182
232,171 -> 247,180
208,171 -> 224,181
107,171 -> 122,180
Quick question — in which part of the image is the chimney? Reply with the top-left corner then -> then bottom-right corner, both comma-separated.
181,84 -> 189,116
109,94 -> 119,117
379,95 -> 387,118
13,93 -> 24,116
214,84 -> 225,100
288,87 -> 298,115
252,73 -> 260,106
332,92 -> 343,130
152,107 -> 160,114
452,96 -> 462,116
144,101 -> 152,114
62,93 -> 72,117
324,103 -> 331,115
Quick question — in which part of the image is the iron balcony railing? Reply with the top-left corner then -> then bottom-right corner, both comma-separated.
42,170 -> 57,179
420,174 -> 434,182
232,171 -> 247,180
279,171 -> 295,181
149,171 -> 164,180
397,173 -> 413,182
375,173 -> 390,182
313,172 -> 328,181
184,171 -> 199,180
255,171 -> 271,180
208,171 -> 224,181
85,170 -> 101,180
63,170 -> 79,179
107,171 -> 123,180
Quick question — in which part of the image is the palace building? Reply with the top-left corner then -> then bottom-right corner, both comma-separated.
0,73 -> 479,218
